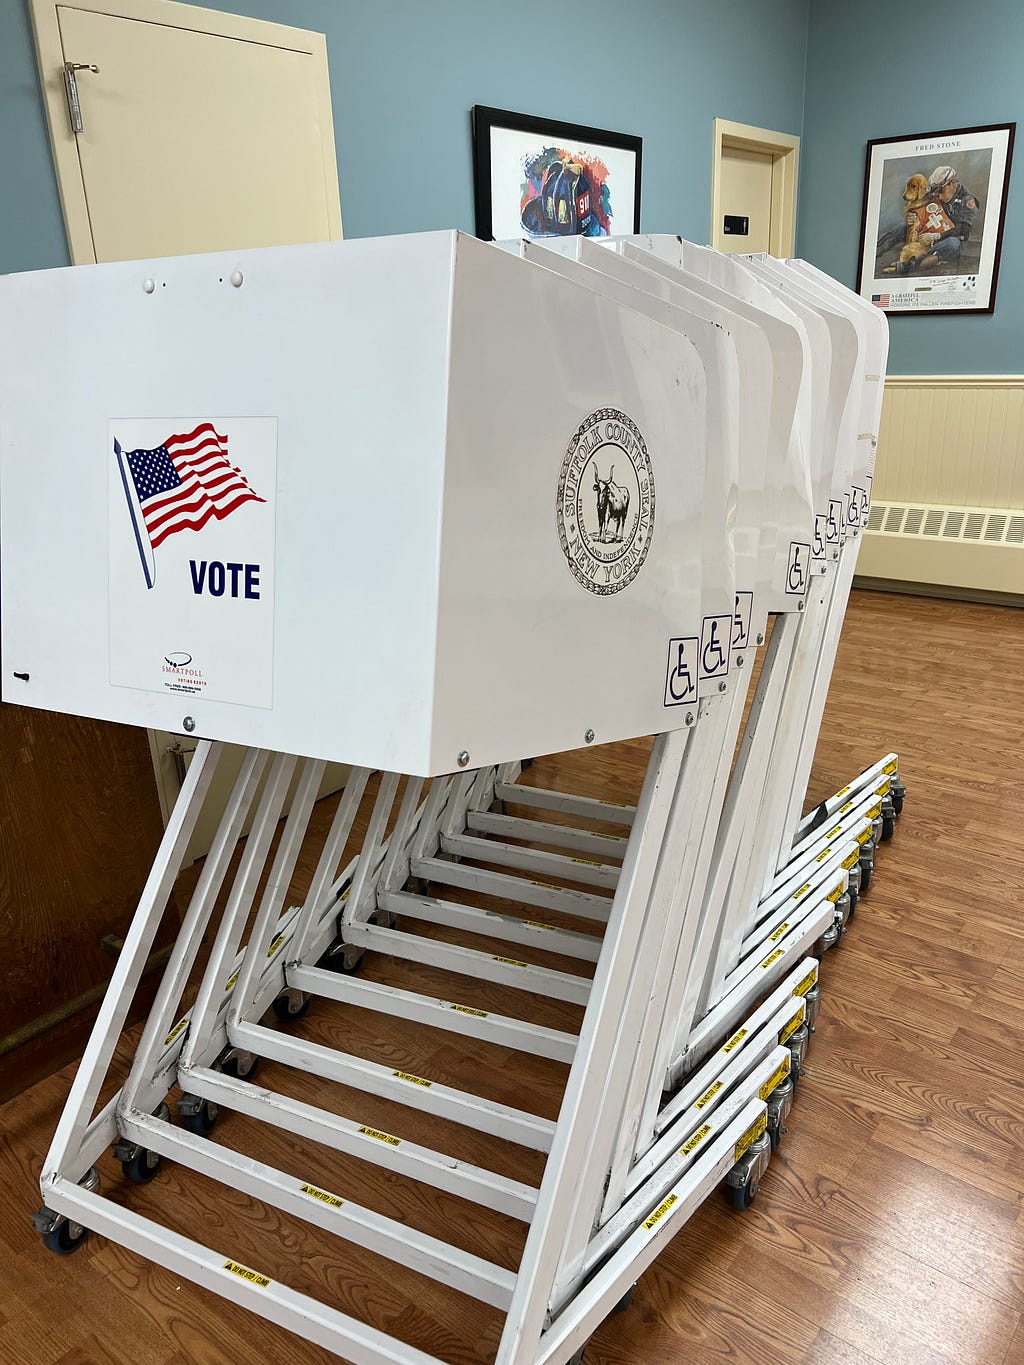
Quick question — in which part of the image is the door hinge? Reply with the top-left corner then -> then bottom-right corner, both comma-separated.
63,61 -> 99,134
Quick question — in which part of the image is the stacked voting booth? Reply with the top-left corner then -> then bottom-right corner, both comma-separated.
0,230 -> 906,1365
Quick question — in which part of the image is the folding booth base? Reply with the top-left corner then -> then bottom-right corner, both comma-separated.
32,744 -> 906,1365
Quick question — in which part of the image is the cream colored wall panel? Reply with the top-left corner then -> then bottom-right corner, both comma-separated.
876,376 -> 1024,510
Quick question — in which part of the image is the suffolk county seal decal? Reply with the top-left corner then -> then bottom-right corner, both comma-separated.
557,408 -> 655,595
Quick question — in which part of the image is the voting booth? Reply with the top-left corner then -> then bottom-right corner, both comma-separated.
0,231 -> 906,1365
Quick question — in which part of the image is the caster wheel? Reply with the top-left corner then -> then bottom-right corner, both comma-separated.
120,1146 -> 163,1184
768,1124 -> 781,1153
859,861 -> 872,895
181,1099 -> 219,1136
42,1219 -> 89,1255
220,1050 -> 262,1079
846,886 -> 859,918
724,1180 -> 757,1210
272,991 -> 311,1023
881,815 -> 896,842
323,948 -> 365,975
892,791 -> 905,817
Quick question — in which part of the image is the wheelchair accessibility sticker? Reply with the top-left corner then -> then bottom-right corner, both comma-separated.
664,636 -> 699,707
813,515 -> 827,561
786,542 -> 810,597
849,485 -> 867,527
827,499 -> 844,545
732,592 -> 753,650
699,615 -> 731,684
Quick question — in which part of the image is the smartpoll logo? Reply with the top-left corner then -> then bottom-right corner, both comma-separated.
114,421 -> 265,589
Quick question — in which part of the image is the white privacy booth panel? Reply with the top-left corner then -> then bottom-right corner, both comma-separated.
618,238 -> 814,628
504,235 -> 732,706
524,236 -> 743,700
787,260 -> 890,513
741,255 -> 863,544
0,231 -> 707,775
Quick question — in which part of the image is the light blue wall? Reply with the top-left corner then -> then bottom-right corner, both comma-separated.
799,0 -> 1023,374
0,0 -> 809,273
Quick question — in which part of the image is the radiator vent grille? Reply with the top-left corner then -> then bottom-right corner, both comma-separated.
867,501 -> 1024,547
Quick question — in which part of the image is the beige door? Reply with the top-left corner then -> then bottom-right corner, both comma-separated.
30,0 -> 349,857
711,119 -> 799,258
718,145 -> 775,253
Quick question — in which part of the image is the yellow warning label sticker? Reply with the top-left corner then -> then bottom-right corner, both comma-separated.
531,881 -> 563,892
759,1059 -> 791,1100
680,1123 -> 712,1157
393,1070 -> 432,1088
768,921 -> 790,943
838,801 -> 854,815
734,1110 -> 768,1162
163,1017 -> 188,1047
358,1125 -> 400,1147
599,798 -> 630,809
875,778 -> 892,797
571,857 -> 600,867
450,1003 -> 488,1018
266,933 -> 286,958
694,1079 -> 724,1111
793,967 -> 818,997
826,824 -> 843,840
722,1028 -> 748,1054
867,801 -> 882,819
224,969 -> 240,992
339,886 -> 350,902
223,1261 -> 271,1288
300,1182 -> 343,1209
779,1006 -> 805,1044
791,883 -> 812,901
524,920 -> 555,931
883,758 -> 898,775
760,948 -> 784,970
856,824 -> 873,846
643,1193 -> 679,1231
842,849 -> 860,870
814,848 -> 833,863
492,955 -> 528,968
834,785 -> 852,799
827,881 -> 845,903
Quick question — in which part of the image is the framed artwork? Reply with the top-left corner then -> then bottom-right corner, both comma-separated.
857,122 -> 1015,316
471,105 -> 642,242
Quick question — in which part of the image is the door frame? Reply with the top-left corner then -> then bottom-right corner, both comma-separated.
711,117 -> 800,257
28,0 -> 343,264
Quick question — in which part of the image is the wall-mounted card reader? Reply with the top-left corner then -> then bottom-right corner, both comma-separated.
723,214 -> 749,236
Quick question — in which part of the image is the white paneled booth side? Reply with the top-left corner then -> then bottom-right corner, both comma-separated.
0,230 -> 907,1365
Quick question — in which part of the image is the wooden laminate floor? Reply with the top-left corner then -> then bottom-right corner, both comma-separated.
1,588 -> 1022,1365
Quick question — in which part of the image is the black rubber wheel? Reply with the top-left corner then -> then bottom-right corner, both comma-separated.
120,1146 -> 163,1184
221,1048 -> 262,1081
768,1123 -> 781,1153
271,992 -> 312,1023
881,815 -> 896,842
42,1220 -> 89,1255
847,886 -> 859,918
859,861 -> 873,895
181,1099 -> 219,1136
892,789 -> 905,817
724,1180 -> 756,1210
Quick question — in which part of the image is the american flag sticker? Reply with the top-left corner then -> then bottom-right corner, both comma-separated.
109,416 -> 276,710
871,293 -> 891,308
115,422 -> 265,588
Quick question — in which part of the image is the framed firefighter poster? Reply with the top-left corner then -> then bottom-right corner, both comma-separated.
472,105 -> 642,242
857,122 -> 1015,316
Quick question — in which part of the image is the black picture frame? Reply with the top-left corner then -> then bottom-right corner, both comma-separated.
471,104 -> 642,242
855,122 -> 1015,317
